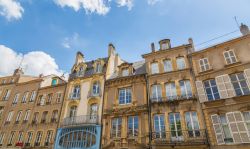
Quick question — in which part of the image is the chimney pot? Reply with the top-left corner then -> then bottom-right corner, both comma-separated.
240,23 -> 250,36
108,43 -> 116,57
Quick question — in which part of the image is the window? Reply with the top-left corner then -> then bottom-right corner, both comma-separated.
220,115 -> 233,143
118,88 -> 132,105
12,93 -> 19,105
29,91 -> 36,102
122,68 -> 129,76
21,92 -> 29,103
90,104 -> 98,117
128,116 -> 139,137
24,110 -> 31,121
69,106 -> 77,117
151,62 -> 159,74
8,131 -> 15,145
92,82 -> 100,96
185,112 -> 200,137
45,130 -> 53,146
230,73 -> 250,96
2,89 -> 10,101
38,95 -> 45,106
41,111 -> 48,123
199,58 -> 210,72
0,133 -> 5,145
51,110 -> 58,122
47,93 -> 53,104
16,111 -> 22,123
17,131 -> 23,142
35,131 -> 43,146
176,57 -> 186,70
71,85 -> 80,99
165,83 -> 177,100
162,42 -> 170,50
163,59 -> 173,72
2,79 -> 6,84
243,112 -> 250,135
151,84 -> 162,102
169,113 -> 183,141
179,80 -> 192,99
32,112 -> 39,123
26,132 -> 33,145
154,115 -> 165,139
204,79 -> 220,101
224,50 -> 237,64
56,92 -> 62,103
111,118 -> 122,138
51,78 -> 57,86
95,63 -> 102,73
0,107 -> 3,119
6,111 -> 14,122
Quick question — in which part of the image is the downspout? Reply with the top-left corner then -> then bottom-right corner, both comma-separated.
100,73 -> 106,149
145,74 -> 152,149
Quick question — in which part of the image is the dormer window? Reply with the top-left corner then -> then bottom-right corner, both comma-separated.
51,78 -> 57,86
79,67 -> 84,75
95,63 -> 102,73
122,68 -> 129,76
162,42 -> 170,50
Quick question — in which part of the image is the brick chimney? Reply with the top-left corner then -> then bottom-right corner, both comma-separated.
75,51 -> 84,65
151,43 -> 155,52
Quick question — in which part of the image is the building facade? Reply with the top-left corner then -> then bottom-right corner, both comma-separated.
192,33 -> 250,149
54,44 -> 122,149
142,39 -> 209,149
102,61 -> 149,149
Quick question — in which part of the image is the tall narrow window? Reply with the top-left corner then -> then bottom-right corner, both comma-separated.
128,116 -> 139,137
15,111 -> 22,123
243,111 -> 250,135
35,131 -> 43,146
111,118 -> 122,138
51,110 -> 58,122
169,113 -> 183,141
12,93 -> 19,105
90,104 -> 98,121
92,82 -> 100,96
29,91 -> 36,102
96,63 -> 102,73
69,106 -> 77,117
41,111 -> 48,123
220,115 -> 233,143
176,57 -> 186,70
151,84 -> 162,102
17,131 -> 23,142
165,82 -> 177,100
45,130 -> 53,146
32,112 -> 39,124
39,95 -> 45,106
163,59 -> 173,72
203,79 -> 220,101
71,85 -> 80,99
6,111 -> 14,122
8,131 -> 15,146
56,92 -> 62,103
118,88 -> 131,104
21,92 -> 29,103
230,73 -> 250,96
179,80 -> 192,99
47,93 -> 53,104
51,78 -> 57,86
154,115 -> 165,139
151,62 -> 159,74
224,50 -> 237,64
26,132 -> 33,146
0,133 -> 4,145
122,68 -> 129,76
185,112 -> 200,137
2,89 -> 10,101
23,110 -> 31,122
199,58 -> 210,72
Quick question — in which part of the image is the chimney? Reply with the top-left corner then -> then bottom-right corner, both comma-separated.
159,39 -> 171,50
108,43 -> 116,57
13,68 -> 24,76
240,23 -> 250,36
75,51 -> 84,65
151,43 -> 155,52
188,38 -> 195,53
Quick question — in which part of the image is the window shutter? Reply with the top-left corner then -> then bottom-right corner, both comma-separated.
244,69 -> 250,90
195,81 -> 207,103
211,114 -> 225,145
215,75 -> 235,99
226,112 -> 250,143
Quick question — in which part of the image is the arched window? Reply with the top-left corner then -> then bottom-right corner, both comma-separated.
69,106 -> 77,117
90,104 -> 98,116
92,82 -> 100,96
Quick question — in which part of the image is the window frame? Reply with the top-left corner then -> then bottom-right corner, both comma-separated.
199,58 -> 210,72
151,62 -> 159,74
111,117 -> 122,138
118,87 -> 132,105
203,79 -> 220,101
128,116 -> 139,137
163,59 -> 173,72
176,57 -> 186,70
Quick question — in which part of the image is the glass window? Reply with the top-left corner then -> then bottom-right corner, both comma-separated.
230,73 -> 250,96
243,112 -> 250,135
151,62 -> 159,74
56,92 -> 62,103
41,111 -> 48,123
2,89 -> 10,101
154,115 -> 165,139
96,63 -> 102,73
169,113 -> 183,141
122,68 -> 129,76
26,132 -> 33,144
220,115 -> 233,143
128,116 -> 139,137
21,92 -> 29,103
33,112 -> 39,123
204,79 -> 220,101
29,91 -> 36,102
6,111 -> 14,122
69,106 -> 77,117
0,133 -> 5,145
45,130 -> 53,145
162,43 -> 170,50
16,111 -> 22,122
179,80 -> 192,99
39,95 -> 45,106
12,93 -> 19,105
52,110 -> 58,122
185,112 -> 200,137
92,82 -> 100,95
47,93 -> 53,103
163,59 -> 173,72
72,85 -> 80,98
35,131 -> 43,146
17,131 -> 23,142
111,118 -> 122,138
176,57 -> 186,70
224,50 -> 237,64
8,132 -> 15,145
24,110 -> 31,121
151,84 -> 162,102
118,88 -> 131,105
52,79 -> 57,86
90,104 -> 98,121
165,82 -> 177,101
199,58 -> 210,72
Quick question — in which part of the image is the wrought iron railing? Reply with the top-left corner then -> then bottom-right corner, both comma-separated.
69,71 -> 85,80
150,94 -> 196,103
62,115 -> 99,127
69,93 -> 80,100
151,129 -> 208,145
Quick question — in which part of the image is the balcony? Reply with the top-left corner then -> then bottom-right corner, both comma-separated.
152,130 -> 208,146
62,115 -> 99,127
69,71 -> 85,80
87,92 -> 101,99
69,93 -> 80,100
150,94 -> 196,103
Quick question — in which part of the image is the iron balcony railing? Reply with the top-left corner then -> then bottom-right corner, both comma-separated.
152,129 -> 208,145
62,115 -> 99,127
69,93 -> 80,100
150,94 -> 196,103
69,71 -> 85,80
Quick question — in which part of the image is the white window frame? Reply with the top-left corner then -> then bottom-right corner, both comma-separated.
151,84 -> 162,102
179,80 -> 192,98
56,92 -> 62,103
35,131 -> 43,144
17,131 -> 23,142
0,133 -> 5,145
163,59 -> 173,72
230,73 -> 250,96
8,132 -> 15,145
26,132 -> 33,144
122,68 -> 129,76
118,88 -> 132,105
45,130 -> 53,144
24,110 -> 31,121
154,114 -> 165,138
21,92 -> 29,103
128,116 -> 139,137
243,111 -> 250,136
185,112 -> 200,137
3,89 -> 10,101
203,79 -> 220,101
6,111 -> 14,122
223,50 -> 237,65
29,91 -> 36,102
199,58 -> 210,72
176,57 -> 186,70
111,117 -> 122,138
12,93 -> 19,105
169,113 -> 183,140
151,62 -> 159,74
165,82 -> 177,100
92,82 -> 100,95
16,111 -> 22,122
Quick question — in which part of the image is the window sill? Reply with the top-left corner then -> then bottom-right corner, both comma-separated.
224,61 -> 241,68
198,68 -> 213,74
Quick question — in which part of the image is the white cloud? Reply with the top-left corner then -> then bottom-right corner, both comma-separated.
0,0 -> 24,21
116,0 -> 133,10
62,32 -> 87,49
147,0 -> 161,5
0,45 -> 66,77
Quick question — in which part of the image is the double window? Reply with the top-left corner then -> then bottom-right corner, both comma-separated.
185,112 -> 200,137
39,95 -> 45,106
230,73 -> 250,96
72,85 -> 80,99
163,59 -> 172,72
29,91 -> 36,102
32,112 -> 39,123
92,82 -> 100,96
128,116 -> 139,137
45,130 -> 53,145
165,83 -> 177,100
90,104 -> 98,120
2,89 -> 10,101
111,118 -> 122,138
56,92 -> 62,103
169,113 -> 183,141
151,84 -> 162,102
179,80 -> 192,98
151,62 -> 159,74
47,93 -> 53,104
243,112 -> 250,135
12,93 -> 19,105
199,58 -> 210,72
224,50 -> 237,65
35,131 -> 43,146
118,88 -> 131,105
6,111 -> 14,122
26,132 -> 33,145
24,110 -> 31,122
69,106 -> 77,117
176,57 -> 186,70
204,79 -> 220,101
0,133 -> 5,145
52,110 -> 59,122
17,131 -> 23,142
21,92 -> 29,103
8,131 -> 15,145
95,63 -> 102,73
16,111 -> 23,123
154,115 -> 165,138
41,111 -> 48,123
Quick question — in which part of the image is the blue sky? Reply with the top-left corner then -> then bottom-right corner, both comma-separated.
0,0 -> 250,76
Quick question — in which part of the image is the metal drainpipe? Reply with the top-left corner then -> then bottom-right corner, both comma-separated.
145,74 -> 152,149
100,74 -> 106,149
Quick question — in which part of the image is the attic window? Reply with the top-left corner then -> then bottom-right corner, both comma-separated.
52,78 -> 57,86
122,68 -> 129,77
162,42 -> 170,50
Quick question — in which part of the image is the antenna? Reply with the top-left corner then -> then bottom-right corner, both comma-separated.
18,57 -> 24,69
234,16 -> 240,28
